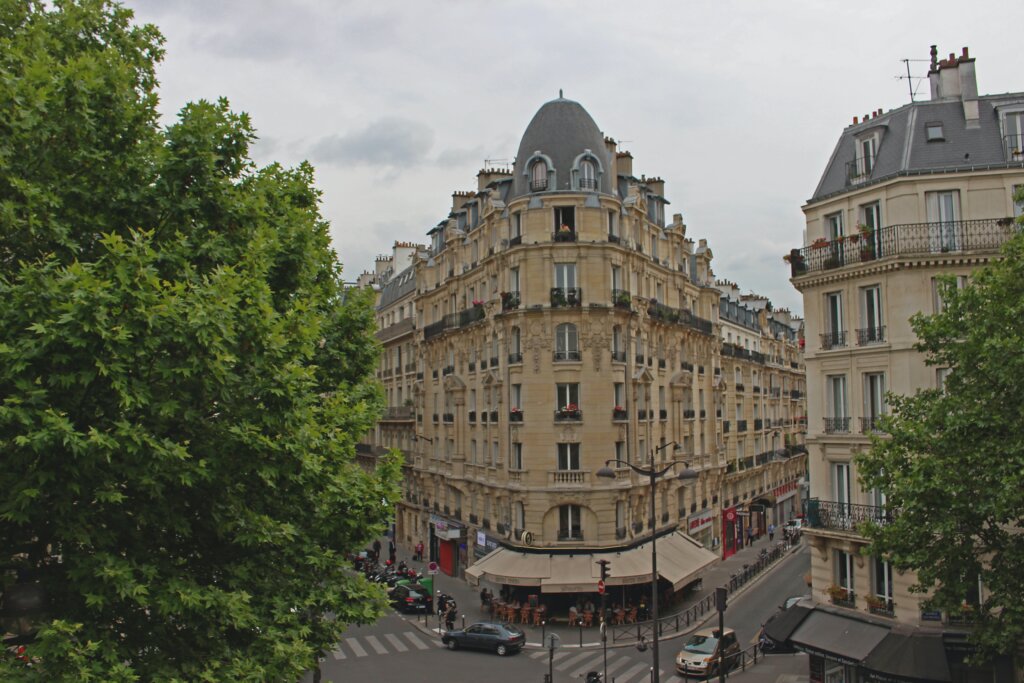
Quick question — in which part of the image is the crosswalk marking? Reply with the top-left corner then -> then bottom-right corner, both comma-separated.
384,633 -> 408,652
530,650 -> 548,660
364,635 -> 388,655
403,631 -> 430,650
615,661 -> 652,682
605,656 -> 633,676
329,645 -> 346,660
556,650 -> 595,671
344,637 -> 368,657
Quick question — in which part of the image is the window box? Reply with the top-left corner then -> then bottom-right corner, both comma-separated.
612,407 -> 628,421
509,409 -> 523,422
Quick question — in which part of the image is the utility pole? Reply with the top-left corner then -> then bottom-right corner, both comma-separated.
716,586 -> 728,683
597,559 -> 611,682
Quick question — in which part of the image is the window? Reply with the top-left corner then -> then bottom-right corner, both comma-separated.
859,285 -> 883,344
558,505 -> 582,540
608,210 -> 618,238
823,291 -> 845,348
863,372 -> 886,432
555,323 -> 580,361
936,367 -> 952,392
615,440 -> 626,465
826,375 -> 848,432
931,274 -> 968,313
509,326 -> 521,357
556,383 -> 580,410
557,443 -> 580,470
554,206 -> 575,233
925,190 -> 961,251
1004,112 -> 1024,159
874,557 -> 894,602
614,383 -> 624,407
554,263 -> 577,289
511,383 -> 522,409
510,442 -> 523,470
615,501 -> 625,530
833,462 -> 852,507
826,212 -> 844,240
492,441 -> 499,467
835,549 -> 855,592
1013,185 -> 1023,218
611,264 -> 622,292
530,160 -> 548,191
612,326 -> 624,360
925,122 -> 944,141
857,136 -> 876,176
513,501 -> 524,530
579,158 -> 597,191
511,212 -> 522,239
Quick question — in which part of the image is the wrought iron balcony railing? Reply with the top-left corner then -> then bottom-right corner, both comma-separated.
1005,133 -> 1024,161
550,287 -> 582,308
803,498 -> 895,533
579,177 -> 598,190
508,352 -> 523,364
857,326 -> 886,345
501,291 -> 520,311
790,218 -> 1019,277
553,229 -> 577,243
554,350 -> 582,362
530,177 -> 548,192
860,416 -> 885,434
824,417 -> 851,433
612,288 -> 632,309
820,330 -> 848,350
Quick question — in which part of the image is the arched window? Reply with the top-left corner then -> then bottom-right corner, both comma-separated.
579,158 -> 597,190
555,323 -> 579,361
530,160 -> 548,191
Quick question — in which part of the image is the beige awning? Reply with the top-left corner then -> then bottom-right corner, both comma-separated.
464,532 -> 717,593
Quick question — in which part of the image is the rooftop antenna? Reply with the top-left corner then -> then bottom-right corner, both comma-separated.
559,88 -> 563,98
897,49 -> 933,103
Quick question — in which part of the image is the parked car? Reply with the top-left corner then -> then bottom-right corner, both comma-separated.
389,584 -> 432,614
675,627 -> 740,677
441,621 -> 525,656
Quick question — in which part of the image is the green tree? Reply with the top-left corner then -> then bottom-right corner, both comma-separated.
0,1 -> 398,680
857,218 -> 1024,663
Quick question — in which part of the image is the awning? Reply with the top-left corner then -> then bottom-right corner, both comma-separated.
762,604 -> 813,644
862,632 -> 952,682
464,532 -> 717,594
790,610 -> 890,665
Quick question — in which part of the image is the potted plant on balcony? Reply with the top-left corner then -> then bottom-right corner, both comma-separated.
509,406 -> 523,422
472,298 -> 484,308
865,594 -> 891,614
558,402 -> 580,419
825,584 -> 850,604
857,224 -> 876,261
811,237 -> 830,249
614,290 -> 631,308
612,405 -> 627,420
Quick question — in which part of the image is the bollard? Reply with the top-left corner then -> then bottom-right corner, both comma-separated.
541,620 -> 546,643
462,614 -> 466,630
579,622 -> 583,647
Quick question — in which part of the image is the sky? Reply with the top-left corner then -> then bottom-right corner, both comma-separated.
126,0 -> 1023,314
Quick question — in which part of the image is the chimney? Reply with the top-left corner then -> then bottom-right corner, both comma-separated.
616,150 -> 633,177
927,46 -> 979,123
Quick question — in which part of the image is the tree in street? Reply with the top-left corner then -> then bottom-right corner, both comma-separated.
857,209 -> 1024,664
0,1 -> 398,679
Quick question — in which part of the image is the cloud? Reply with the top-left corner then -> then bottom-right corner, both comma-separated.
435,145 -> 486,169
309,117 -> 434,167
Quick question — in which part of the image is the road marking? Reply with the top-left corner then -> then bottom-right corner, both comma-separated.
530,650 -> 548,660
556,650 -> 594,671
615,661 -> 651,682
403,632 -> 430,650
364,635 -> 388,655
605,656 -> 633,676
344,637 -> 368,657
384,633 -> 408,652
329,645 -> 345,660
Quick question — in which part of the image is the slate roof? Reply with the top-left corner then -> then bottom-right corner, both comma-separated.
510,96 -> 614,199
810,93 -> 1024,204
377,265 -> 416,309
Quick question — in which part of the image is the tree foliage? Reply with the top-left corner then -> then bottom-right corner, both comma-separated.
857,218 -> 1024,662
0,1 -> 398,679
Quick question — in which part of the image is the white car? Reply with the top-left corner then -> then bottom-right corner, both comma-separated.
784,518 -> 804,530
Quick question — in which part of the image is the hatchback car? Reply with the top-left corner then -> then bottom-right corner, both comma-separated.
441,621 -> 525,656
389,584 -> 432,614
676,627 -> 740,677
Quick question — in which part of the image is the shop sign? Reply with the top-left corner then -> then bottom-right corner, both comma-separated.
473,532 -> 500,559
687,510 -> 714,534
772,480 -> 799,501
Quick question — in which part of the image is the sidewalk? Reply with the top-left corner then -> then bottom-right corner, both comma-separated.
395,533 -> 806,651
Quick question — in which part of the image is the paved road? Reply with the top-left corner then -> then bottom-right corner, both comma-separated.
304,545 -> 811,682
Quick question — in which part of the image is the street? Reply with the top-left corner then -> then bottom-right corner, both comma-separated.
304,545 -> 810,683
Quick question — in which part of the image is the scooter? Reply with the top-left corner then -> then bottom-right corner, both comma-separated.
585,672 -> 603,683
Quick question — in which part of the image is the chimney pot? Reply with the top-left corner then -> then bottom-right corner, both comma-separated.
853,116 -> 859,125
949,53 -> 956,63
962,46 -> 969,59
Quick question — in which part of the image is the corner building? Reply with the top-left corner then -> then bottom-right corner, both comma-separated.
374,96 -> 806,600
785,47 -> 1023,681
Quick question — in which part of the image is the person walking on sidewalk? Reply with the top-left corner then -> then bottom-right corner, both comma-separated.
444,601 -> 457,632
372,538 -> 381,562
746,525 -> 754,546
768,523 -> 775,542
415,540 -> 424,562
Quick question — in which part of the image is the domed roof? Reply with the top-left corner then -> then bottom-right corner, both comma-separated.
510,95 -> 613,199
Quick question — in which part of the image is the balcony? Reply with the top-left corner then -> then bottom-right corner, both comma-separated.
509,235 -> 522,247
549,470 -> 588,486
490,410 -> 499,422
737,420 -> 747,432
638,409 -> 649,421
468,410 -> 476,423
754,418 -> 763,430
867,596 -> 896,618
823,417 -> 851,433
490,356 -> 499,367
856,326 -> 886,345
820,331 -> 848,350
635,354 -> 645,364
860,416 -> 885,434
443,412 -> 454,423
612,288 -> 632,309
442,365 -> 454,376
381,406 -> 415,421
579,177 -> 598,191
735,383 -> 745,393
611,351 -> 626,363
508,351 -> 523,364
608,233 -> 621,244
683,409 -> 695,419
790,218 -> 1019,277
554,408 -> 582,422
804,498 -> 895,533
509,409 -> 523,422
550,287 -> 582,308
658,358 -> 666,369
530,177 -> 548,192
659,409 -> 668,420
553,229 -> 577,243
723,421 -> 730,433
846,152 -> 875,184
647,301 -> 715,335
557,528 -> 584,542
553,350 -> 582,362
612,407 -> 628,421
501,291 -> 520,311
1004,133 -> 1023,161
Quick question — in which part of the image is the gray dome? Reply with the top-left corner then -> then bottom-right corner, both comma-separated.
510,97 -> 613,200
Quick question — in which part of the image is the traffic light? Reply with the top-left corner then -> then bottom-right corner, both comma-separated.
596,559 -> 610,581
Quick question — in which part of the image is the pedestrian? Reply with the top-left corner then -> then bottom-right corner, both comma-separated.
388,539 -> 396,565
445,602 -> 457,631
746,525 -> 754,546
768,523 -> 775,542
415,540 -> 424,562
372,538 -> 381,562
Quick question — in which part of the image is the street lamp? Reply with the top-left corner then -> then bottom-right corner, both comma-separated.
596,442 -> 698,683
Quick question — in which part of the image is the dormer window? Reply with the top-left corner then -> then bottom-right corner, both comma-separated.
848,130 -> 881,184
530,159 -> 548,191
579,159 -> 596,190
925,122 -> 944,142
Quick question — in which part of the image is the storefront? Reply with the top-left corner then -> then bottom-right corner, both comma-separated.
721,506 -> 740,559
430,514 -> 464,577
686,508 -> 715,549
771,479 -> 800,524
473,531 -> 501,561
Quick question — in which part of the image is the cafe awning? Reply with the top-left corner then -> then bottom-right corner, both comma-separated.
790,610 -> 890,665
465,532 -> 717,594
862,631 -> 951,682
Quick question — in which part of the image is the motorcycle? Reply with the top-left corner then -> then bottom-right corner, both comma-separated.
585,672 -> 603,682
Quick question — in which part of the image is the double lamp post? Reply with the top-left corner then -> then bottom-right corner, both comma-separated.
596,442 -> 698,683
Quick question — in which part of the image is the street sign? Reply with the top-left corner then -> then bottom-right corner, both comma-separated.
427,561 -> 439,575
547,633 -> 561,651
597,579 -> 605,595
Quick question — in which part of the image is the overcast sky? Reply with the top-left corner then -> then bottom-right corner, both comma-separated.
126,0 -> 1023,314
